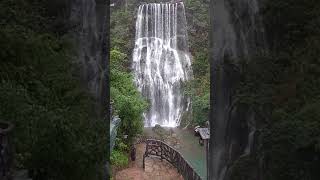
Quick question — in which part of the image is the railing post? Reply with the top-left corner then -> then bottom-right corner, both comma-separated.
160,141 -> 163,161
143,154 -> 145,169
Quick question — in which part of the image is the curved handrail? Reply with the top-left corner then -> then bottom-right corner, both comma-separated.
143,139 -> 202,180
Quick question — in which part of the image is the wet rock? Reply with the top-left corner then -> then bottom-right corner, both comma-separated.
152,124 -> 170,138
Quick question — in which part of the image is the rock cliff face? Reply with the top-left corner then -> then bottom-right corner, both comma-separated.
209,0 -> 267,180
69,0 -> 109,119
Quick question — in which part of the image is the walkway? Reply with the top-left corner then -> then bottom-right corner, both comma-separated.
115,143 -> 183,180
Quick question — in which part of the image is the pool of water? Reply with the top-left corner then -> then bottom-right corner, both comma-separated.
175,128 -> 207,179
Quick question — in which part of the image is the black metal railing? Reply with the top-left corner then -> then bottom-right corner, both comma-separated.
143,139 -> 202,180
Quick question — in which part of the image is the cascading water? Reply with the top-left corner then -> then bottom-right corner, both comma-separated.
132,2 -> 192,127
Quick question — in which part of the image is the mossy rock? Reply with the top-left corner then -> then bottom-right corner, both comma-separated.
152,124 -> 170,138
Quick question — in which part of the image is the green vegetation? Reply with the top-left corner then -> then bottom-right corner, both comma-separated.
110,5 -> 148,174
0,1 -> 106,180
232,0 -> 320,179
184,0 -> 210,126
110,138 -> 129,168
111,138 -> 129,168
110,49 -> 148,142
110,150 -> 129,168
111,10 -> 135,55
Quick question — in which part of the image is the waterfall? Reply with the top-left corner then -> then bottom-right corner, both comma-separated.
209,0 -> 267,179
132,2 -> 192,127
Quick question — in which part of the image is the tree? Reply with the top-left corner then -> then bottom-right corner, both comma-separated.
110,49 -> 148,142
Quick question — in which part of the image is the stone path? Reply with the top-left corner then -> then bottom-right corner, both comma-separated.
115,144 -> 183,180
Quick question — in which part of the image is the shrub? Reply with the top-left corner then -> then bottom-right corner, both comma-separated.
110,150 -> 129,168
